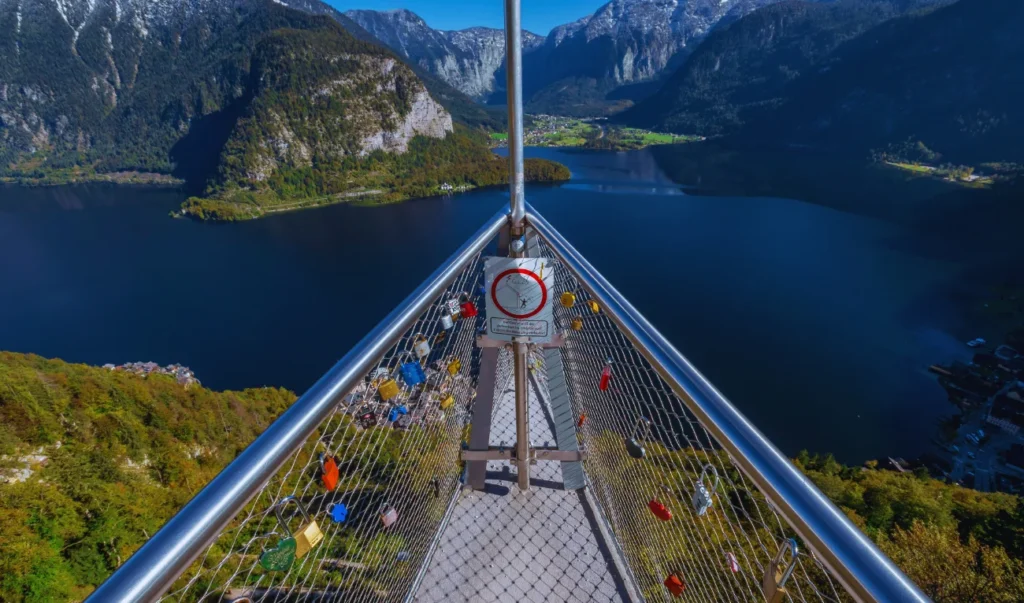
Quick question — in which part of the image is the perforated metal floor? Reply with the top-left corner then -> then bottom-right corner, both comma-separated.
412,358 -> 630,602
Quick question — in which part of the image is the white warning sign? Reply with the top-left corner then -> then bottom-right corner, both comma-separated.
484,257 -> 555,343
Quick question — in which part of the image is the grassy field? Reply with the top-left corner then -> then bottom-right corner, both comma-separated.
491,117 -> 700,150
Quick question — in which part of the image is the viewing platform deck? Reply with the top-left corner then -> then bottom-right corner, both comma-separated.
413,352 -> 631,602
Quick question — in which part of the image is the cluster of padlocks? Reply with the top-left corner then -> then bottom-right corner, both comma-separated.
253,292 -> 482,574
558,281 -> 803,601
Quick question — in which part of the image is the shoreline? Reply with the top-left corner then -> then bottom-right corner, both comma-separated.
1,171 -> 184,188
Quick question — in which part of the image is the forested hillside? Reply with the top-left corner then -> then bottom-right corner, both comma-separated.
0,352 -> 295,601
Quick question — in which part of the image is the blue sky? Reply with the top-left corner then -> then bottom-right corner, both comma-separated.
327,0 -> 606,35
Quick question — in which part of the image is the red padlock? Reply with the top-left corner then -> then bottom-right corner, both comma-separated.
665,573 -> 686,597
648,499 -> 672,521
459,301 -> 478,318
599,365 -> 611,391
321,454 -> 339,491
577,413 -> 587,428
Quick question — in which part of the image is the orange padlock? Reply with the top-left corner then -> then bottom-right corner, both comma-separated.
665,572 -> 686,597
320,454 -> 339,491
648,499 -> 672,521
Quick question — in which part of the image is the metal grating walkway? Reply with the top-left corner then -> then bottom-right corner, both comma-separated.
412,352 -> 630,602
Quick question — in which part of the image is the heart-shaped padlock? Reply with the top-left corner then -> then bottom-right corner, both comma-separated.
260,536 -> 297,572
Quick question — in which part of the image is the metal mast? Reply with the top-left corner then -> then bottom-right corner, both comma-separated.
504,0 -> 530,490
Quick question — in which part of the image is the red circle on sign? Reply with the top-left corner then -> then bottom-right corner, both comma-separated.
490,268 -> 548,319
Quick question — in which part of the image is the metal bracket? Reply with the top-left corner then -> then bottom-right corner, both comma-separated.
460,447 -> 587,463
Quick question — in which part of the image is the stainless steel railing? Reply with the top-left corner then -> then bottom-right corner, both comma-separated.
524,205 -> 929,603
85,208 -> 509,603
88,206 -> 928,603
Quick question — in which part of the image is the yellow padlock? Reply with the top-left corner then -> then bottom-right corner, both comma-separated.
447,358 -> 462,376
440,394 -> 455,410
571,318 -> 584,331
274,497 -> 323,559
560,291 -> 576,308
379,378 -> 399,401
763,539 -> 798,603
588,300 -> 600,314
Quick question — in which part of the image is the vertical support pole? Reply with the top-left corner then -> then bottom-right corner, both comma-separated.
513,338 -> 530,490
504,0 -> 530,491
504,0 -> 525,231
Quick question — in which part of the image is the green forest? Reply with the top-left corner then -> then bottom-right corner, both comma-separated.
182,128 -> 570,221
2,351 -> 1023,601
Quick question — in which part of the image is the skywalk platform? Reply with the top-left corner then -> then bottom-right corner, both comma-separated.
412,355 -> 631,602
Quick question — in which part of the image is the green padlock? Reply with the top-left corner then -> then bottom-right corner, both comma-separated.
260,535 -> 297,572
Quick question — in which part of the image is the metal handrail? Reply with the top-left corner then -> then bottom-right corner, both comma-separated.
524,205 -> 930,603
86,207 -> 509,603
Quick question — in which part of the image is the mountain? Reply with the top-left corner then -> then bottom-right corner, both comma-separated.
738,0 -> 1024,163
619,0 -> 950,135
344,9 -> 543,101
517,0 -> 788,116
0,0 -> 562,216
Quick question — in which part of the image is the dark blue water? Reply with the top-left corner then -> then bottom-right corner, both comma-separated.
0,148 -> 992,463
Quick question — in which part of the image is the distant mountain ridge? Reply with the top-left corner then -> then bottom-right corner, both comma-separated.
618,0 -> 949,135
344,8 -> 543,100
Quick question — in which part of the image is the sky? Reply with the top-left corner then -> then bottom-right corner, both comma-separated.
327,0 -> 607,35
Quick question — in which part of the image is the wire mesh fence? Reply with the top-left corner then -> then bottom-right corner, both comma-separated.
161,253 -> 488,603
141,217 -> 874,603
532,230 -> 854,603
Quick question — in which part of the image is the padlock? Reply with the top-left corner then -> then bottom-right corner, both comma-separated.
259,533 -> 297,572
588,300 -> 600,314
440,394 -> 455,410
763,539 -> 799,603
460,300 -> 478,318
571,318 -> 583,331
577,413 -> 587,428
725,552 -> 739,573
624,417 -> 651,459
397,551 -> 412,562
328,502 -> 348,523
599,363 -> 612,391
358,412 -> 377,429
560,291 -> 576,308
434,330 -> 447,345
378,378 -> 399,401
400,362 -> 426,386
320,453 -> 339,491
394,414 -> 413,430
413,334 -> 430,359
379,504 -> 399,528
664,572 -> 686,597
648,499 -> 672,521
388,407 -> 400,422
445,298 -> 461,318
441,313 -> 454,329
691,464 -> 720,516
273,496 -> 323,559
447,357 -> 462,376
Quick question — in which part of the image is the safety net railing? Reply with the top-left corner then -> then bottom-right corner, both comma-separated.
88,206 -> 927,603
523,207 -> 927,603
531,234 -> 843,602
86,208 -> 508,603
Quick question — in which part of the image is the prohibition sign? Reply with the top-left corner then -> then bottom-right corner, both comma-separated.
490,268 -> 549,319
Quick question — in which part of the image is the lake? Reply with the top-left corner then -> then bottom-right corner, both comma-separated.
0,146 -> 1010,463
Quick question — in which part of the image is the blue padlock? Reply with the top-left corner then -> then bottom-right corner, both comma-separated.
400,362 -> 426,386
388,407 -> 400,422
328,503 -> 348,523
396,405 -> 408,415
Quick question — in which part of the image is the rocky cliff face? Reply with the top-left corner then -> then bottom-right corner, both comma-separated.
344,8 -> 542,100
0,0 -> 454,180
